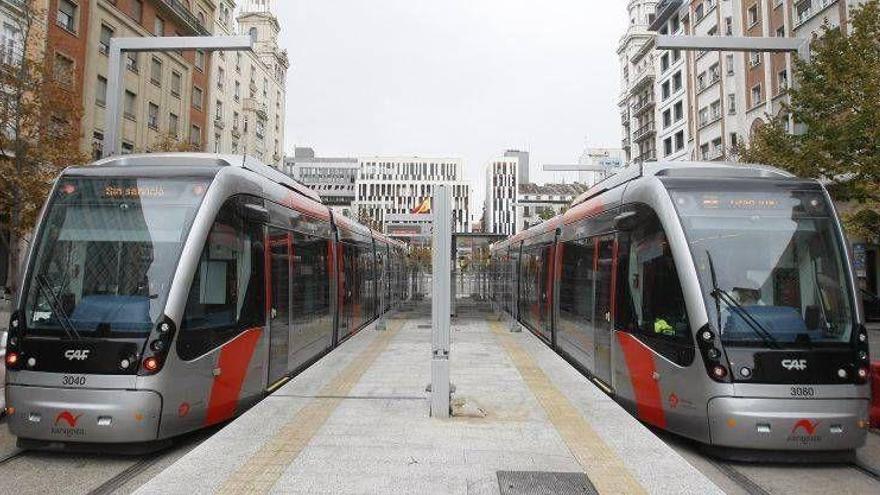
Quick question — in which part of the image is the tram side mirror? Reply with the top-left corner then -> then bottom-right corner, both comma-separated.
614,211 -> 640,231
804,305 -> 820,331
242,204 -> 269,224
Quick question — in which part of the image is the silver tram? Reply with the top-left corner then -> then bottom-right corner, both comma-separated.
4,154 -> 406,451
490,161 -> 871,456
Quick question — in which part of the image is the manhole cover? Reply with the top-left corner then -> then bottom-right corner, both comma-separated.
496,471 -> 597,495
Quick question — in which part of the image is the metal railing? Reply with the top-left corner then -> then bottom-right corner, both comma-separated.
158,0 -> 211,36
795,0 -> 836,28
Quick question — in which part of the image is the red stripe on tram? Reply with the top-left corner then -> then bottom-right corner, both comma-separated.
204,328 -> 263,426
616,332 -> 667,428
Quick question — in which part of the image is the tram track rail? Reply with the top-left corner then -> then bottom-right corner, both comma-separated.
0,449 -> 28,467
707,459 -> 771,495
86,455 -> 165,495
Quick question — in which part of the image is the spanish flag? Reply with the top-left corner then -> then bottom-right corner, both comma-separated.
412,198 -> 431,214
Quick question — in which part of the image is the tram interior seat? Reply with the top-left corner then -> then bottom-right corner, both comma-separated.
70,295 -> 151,332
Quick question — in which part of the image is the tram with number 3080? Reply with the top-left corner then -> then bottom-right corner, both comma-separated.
4,154 -> 405,451
490,161 -> 871,458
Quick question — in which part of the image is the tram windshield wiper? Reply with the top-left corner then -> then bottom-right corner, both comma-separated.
35,274 -> 81,340
704,251 -> 780,349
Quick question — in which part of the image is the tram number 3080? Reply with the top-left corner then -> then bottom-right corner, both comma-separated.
790,386 -> 816,398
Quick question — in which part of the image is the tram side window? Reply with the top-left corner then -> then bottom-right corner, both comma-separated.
559,237 -> 596,324
178,198 -> 265,361
616,207 -> 694,366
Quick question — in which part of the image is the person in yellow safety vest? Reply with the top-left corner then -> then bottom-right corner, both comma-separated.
654,318 -> 675,336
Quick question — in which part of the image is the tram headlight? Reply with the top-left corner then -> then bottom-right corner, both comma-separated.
700,329 -> 714,342
5,351 -> 20,368
711,364 -> 728,380
142,357 -> 160,373
856,366 -> 869,382
150,340 -> 165,352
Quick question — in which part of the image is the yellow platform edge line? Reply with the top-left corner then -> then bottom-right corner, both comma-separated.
489,322 -> 648,495
216,320 -> 403,495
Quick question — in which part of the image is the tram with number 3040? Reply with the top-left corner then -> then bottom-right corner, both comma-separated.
490,161 -> 871,459
4,153 -> 405,452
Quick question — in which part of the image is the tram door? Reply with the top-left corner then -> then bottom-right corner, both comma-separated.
268,229 -> 292,385
593,237 -> 615,383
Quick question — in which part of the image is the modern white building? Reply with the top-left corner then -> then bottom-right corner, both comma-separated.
284,147 -> 359,218
483,156 -> 519,236
208,0 -> 288,168
354,157 -> 471,236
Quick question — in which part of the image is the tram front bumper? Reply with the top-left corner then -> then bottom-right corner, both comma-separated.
6,385 -> 162,444
708,397 -> 869,451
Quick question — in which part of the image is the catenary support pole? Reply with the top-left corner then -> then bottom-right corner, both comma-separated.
430,185 -> 451,418
104,36 -> 253,158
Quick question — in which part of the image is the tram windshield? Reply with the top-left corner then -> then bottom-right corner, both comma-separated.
669,183 -> 855,348
24,177 -> 209,338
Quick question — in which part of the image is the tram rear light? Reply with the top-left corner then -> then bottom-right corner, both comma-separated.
711,364 -> 728,380
142,357 -> 160,373
5,352 -> 19,367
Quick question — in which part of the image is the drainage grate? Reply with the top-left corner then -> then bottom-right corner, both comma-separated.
496,471 -> 598,495
417,324 -> 432,329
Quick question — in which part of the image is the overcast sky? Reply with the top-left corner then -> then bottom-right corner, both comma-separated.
276,0 -> 628,218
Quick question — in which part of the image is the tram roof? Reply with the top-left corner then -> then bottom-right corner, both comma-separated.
570,161 -> 794,209
75,153 -> 323,203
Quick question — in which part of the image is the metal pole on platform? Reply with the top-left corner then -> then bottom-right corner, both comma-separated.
430,185 -> 451,418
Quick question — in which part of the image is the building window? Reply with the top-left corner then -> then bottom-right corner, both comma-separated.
700,143 -> 710,159
150,57 -> 162,86
99,24 -> 113,55
96,75 -> 107,106
122,141 -> 134,155
148,102 -> 159,130
661,81 -> 670,100
57,0 -> 77,33
154,16 -> 165,36
728,93 -> 737,114
92,130 -> 104,160
662,109 -> 671,128
249,27 -> 258,43
660,53 -> 669,72
674,131 -> 685,151
724,17 -> 733,35
190,125 -> 201,146
217,67 -> 224,90
214,133 -> 221,153
124,90 -> 136,120
777,69 -> 789,93
673,101 -> 683,121
672,71 -> 682,91
192,86 -> 203,110
126,52 -> 139,73
215,100 -> 223,120
726,54 -> 734,75
776,26 -> 785,37
235,52 -> 242,72
195,50 -> 205,71
234,81 -> 241,101
751,84 -> 763,106
730,133 -> 739,148
1,23 -> 21,66
748,4 -> 759,28
169,112 -> 179,137
664,137 -> 673,156
132,0 -> 143,23
749,52 -> 761,67
53,52 -> 74,86
171,71 -> 182,98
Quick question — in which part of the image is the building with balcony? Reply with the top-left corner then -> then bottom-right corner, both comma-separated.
51,0 -> 215,159
208,0 -> 288,168
354,156 -> 471,237
651,1 -> 691,161
618,0 -> 659,164
283,147 -> 359,218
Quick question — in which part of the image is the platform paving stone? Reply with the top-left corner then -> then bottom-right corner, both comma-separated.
136,314 -> 722,495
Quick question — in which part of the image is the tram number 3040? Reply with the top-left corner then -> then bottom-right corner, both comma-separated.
790,386 -> 816,398
62,375 -> 87,387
